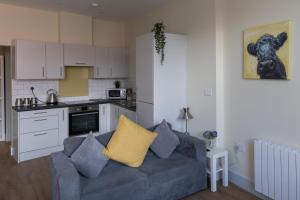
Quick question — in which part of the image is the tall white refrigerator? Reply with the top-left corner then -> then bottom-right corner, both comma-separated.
136,33 -> 187,131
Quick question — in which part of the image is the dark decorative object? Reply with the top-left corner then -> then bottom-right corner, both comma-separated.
114,81 -> 120,88
203,131 -> 218,149
247,32 -> 288,79
152,22 -> 166,65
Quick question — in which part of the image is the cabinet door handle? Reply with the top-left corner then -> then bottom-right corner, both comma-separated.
71,112 -> 98,117
33,112 -> 47,115
34,119 -> 47,122
60,67 -> 63,77
33,132 -> 48,137
42,67 -> 45,77
76,62 -> 86,65
103,106 -> 105,115
63,110 -> 65,121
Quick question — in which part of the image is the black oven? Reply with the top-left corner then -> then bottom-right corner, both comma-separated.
69,104 -> 99,136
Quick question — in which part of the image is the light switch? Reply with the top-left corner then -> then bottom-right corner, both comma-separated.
203,88 -> 213,96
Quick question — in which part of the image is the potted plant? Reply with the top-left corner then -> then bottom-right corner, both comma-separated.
152,22 -> 166,65
203,131 -> 218,149
114,81 -> 121,88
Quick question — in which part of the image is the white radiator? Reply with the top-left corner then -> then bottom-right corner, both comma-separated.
254,140 -> 300,200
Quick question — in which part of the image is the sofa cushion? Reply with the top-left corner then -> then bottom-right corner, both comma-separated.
80,160 -> 148,200
70,134 -> 108,178
103,115 -> 157,167
64,132 -> 113,157
138,152 -> 200,185
151,119 -> 180,158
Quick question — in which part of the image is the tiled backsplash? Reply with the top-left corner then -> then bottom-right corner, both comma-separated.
12,80 -> 58,103
12,79 -> 128,104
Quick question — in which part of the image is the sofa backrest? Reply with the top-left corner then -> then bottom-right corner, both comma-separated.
63,131 -> 114,157
63,122 -> 175,157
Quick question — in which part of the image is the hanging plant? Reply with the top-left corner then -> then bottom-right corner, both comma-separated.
152,22 -> 166,65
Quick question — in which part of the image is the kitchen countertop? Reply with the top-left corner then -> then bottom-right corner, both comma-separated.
12,99 -> 136,112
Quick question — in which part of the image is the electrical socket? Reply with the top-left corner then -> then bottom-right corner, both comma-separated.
234,143 -> 246,153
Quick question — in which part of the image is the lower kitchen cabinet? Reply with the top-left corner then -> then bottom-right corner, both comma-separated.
99,104 -> 110,134
12,108 -> 69,163
109,104 -> 137,132
109,104 -> 120,132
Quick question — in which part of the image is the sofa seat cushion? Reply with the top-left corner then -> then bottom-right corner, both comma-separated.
80,160 -> 148,200
138,152 -> 200,186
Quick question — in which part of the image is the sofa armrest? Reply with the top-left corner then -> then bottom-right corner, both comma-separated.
174,131 -> 207,165
50,152 -> 81,200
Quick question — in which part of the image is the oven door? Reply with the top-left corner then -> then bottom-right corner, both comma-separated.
69,111 -> 99,136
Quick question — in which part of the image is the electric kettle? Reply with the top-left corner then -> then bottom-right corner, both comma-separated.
46,89 -> 58,104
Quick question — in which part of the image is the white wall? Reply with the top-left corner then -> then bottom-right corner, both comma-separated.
125,0 -> 217,138
0,3 -> 58,45
0,4 -> 126,47
59,12 -> 93,45
221,0 -> 300,182
93,19 -> 125,47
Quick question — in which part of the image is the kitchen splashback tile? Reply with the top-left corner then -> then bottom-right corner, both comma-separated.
11,79 -> 128,104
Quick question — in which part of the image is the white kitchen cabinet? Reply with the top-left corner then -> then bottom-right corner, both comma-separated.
109,104 -> 137,131
109,47 -> 128,78
13,40 -> 46,79
109,104 -> 120,131
90,47 -> 128,79
12,108 -> 69,163
59,108 -> 69,145
46,43 -> 64,79
63,43 -> 95,67
89,47 -> 110,79
20,129 -> 59,153
99,104 -> 110,134
119,107 -> 137,122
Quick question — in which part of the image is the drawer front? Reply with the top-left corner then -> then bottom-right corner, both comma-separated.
20,115 -> 58,134
19,129 -> 59,153
20,109 -> 59,119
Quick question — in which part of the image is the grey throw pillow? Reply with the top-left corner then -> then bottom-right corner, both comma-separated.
71,133 -> 108,178
151,120 -> 180,158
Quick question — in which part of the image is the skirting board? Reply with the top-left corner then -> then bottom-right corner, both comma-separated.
229,170 -> 268,200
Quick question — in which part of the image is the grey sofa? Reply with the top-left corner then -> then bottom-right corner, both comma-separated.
50,129 -> 207,200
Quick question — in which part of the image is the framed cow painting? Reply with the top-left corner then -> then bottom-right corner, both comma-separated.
243,21 -> 293,80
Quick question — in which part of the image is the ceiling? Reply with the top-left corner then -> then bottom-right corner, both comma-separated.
0,0 -> 170,20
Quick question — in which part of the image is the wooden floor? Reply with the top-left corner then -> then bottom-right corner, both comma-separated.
0,142 -> 259,200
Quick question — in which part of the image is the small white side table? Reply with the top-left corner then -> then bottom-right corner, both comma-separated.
206,148 -> 228,192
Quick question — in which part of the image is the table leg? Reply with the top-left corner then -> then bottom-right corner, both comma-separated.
210,156 -> 217,192
222,152 -> 228,187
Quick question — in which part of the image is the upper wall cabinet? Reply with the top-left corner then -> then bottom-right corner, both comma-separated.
13,40 -> 46,80
109,47 -> 128,78
89,47 -> 128,79
63,44 -> 95,67
46,43 -> 64,79
13,40 -> 65,80
90,47 -> 110,79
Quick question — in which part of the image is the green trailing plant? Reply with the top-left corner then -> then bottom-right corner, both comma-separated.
152,22 -> 166,65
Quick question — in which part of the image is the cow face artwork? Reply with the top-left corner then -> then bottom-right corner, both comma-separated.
247,32 -> 288,79
243,21 -> 292,80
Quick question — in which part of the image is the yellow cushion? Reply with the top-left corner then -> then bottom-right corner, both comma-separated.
103,115 -> 157,167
